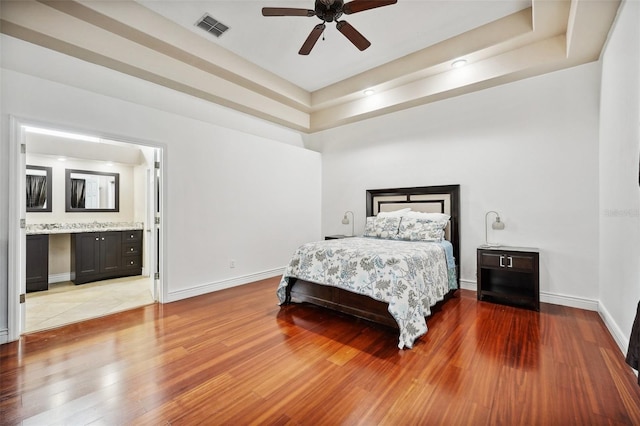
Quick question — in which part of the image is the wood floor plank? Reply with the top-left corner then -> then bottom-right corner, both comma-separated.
1,276 -> 639,425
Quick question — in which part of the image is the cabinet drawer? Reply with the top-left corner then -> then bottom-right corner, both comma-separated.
122,255 -> 142,269
509,255 -> 534,271
123,242 -> 141,255
479,252 -> 534,272
123,230 -> 142,242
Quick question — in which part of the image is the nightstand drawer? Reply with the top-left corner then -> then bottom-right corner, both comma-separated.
479,252 -> 534,272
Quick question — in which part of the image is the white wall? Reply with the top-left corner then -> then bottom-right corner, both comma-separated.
0,36 -> 322,341
312,62 -> 602,308
598,0 -> 640,352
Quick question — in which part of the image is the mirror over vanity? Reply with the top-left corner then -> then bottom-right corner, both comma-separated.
65,169 -> 120,212
26,165 -> 52,212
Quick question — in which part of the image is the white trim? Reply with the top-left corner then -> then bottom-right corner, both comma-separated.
48,273 -> 72,284
459,278 -> 477,291
0,329 -> 8,345
166,268 -> 285,303
598,301 -> 629,355
540,291 -> 599,311
8,116 -> 26,342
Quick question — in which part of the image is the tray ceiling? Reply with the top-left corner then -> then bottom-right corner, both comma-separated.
0,0 -> 622,133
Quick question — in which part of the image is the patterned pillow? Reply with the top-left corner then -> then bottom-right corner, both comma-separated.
364,216 -> 401,239
397,217 -> 446,241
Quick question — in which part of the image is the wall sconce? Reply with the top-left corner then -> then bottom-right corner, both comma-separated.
485,210 -> 505,246
342,211 -> 354,236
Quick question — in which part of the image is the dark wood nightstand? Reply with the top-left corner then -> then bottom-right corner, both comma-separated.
477,246 -> 540,311
324,235 -> 354,240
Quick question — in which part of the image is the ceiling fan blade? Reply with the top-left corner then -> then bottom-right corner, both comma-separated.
336,21 -> 371,51
343,0 -> 397,15
299,24 -> 326,55
262,8 -> 315,17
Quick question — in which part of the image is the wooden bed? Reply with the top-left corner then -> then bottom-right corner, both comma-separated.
283,184 -> 460,329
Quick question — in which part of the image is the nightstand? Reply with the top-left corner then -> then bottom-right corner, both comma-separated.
324,235 -> 354,240
477,246 -> 540,311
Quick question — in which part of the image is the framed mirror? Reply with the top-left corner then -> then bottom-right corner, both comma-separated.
65,169 -> 119,212
26,165 -> 52,212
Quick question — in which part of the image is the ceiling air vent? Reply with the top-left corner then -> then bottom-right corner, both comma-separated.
196,14 -> 229,38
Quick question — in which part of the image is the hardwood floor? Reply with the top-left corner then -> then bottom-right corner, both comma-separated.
1,276 -> 639,425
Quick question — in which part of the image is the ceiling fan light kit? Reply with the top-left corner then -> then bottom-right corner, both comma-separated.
262,0 -> 398,55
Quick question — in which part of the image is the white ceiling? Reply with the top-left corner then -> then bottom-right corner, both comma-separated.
0,0 -> 622,133
138,0 -> 532,91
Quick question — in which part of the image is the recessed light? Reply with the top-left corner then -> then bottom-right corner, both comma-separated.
363,89 -> 375,96
57,157 -> 66,162
451,59 -> 467,68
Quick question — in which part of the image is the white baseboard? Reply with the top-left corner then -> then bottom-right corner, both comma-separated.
166,267 -> 285,303
459,278 -> 476,291
540,291 -> 599,311
0,328 -> 8,345
49,272 -> 71,284
598,302 -> 630,355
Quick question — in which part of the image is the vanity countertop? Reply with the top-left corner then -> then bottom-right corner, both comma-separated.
26,222 -> 144,235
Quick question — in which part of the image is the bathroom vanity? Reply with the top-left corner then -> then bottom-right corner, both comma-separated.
26,222 -> 144,291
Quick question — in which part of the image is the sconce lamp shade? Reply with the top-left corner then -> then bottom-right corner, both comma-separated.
342,211 -> 354,236
485,211 -> 505,246
492,216 -> 505,230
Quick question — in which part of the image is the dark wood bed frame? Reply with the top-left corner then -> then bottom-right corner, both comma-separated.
283,185 -> 461,329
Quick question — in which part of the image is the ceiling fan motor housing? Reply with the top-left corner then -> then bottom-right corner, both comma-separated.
315,0 -> 344,22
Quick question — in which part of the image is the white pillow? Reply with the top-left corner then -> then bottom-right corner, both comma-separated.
405,211 -> 450,223
377,208 -> 411,218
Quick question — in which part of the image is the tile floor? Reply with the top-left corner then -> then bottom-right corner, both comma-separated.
25,275 -> 156,333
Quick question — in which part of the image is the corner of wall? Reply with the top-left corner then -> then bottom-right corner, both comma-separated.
599,301 -> 630,355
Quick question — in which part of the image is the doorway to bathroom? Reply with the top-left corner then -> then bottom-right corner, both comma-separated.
10,119 -> 165,337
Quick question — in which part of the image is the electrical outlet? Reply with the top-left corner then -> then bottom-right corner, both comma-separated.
230,259 -> 235,268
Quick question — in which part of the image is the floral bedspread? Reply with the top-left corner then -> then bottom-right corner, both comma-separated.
277,237 -> 457,349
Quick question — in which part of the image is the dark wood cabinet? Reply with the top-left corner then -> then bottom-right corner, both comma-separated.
121,230 -> 143,273
71,230 -> 142,285
26,234 -> 49,293
477,246 -> 539,311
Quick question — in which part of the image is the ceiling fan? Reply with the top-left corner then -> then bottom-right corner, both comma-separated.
262,0 -> 398,55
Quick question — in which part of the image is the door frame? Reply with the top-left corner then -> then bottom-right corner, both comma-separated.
8,115 -> 167,342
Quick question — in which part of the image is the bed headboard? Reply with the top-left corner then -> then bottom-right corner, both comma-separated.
366,185 -> 460,276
